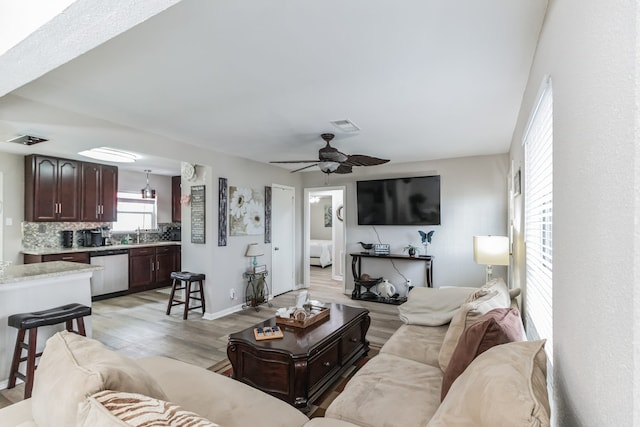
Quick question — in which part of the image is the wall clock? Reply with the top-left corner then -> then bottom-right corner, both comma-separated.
181,163 -> 196,181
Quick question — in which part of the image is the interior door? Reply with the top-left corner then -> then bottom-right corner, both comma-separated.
271,185 -> 295,296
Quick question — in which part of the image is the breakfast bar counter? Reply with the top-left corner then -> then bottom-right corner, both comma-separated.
0,261 -> 101,388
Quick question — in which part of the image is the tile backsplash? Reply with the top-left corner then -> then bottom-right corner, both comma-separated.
22,222 -> 180,250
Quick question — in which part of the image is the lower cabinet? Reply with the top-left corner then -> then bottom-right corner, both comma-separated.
24,252 -> 90,264
129,245 -> 181,291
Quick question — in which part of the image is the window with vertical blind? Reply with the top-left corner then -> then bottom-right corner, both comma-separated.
524,77 -> 553,362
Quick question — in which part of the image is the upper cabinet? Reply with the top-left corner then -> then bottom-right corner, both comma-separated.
81,162 -> 118,222
171,175 -> 181,223
24,155 -> 81,222
24,155 -> 118,223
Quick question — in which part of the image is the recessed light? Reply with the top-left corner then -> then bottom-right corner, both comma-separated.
78,147 -> 139,163
330,119 -> 360,133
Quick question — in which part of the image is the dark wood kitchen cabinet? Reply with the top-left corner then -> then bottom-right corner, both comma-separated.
24,155 -> 81,222
81,162 -> 118,222
129,245 -> 181,290
171,175 -> 181,223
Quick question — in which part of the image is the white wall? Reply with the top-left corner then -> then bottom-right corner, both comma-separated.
177,151 -> 302,317
508,0 -> 638,424
302,154 -> 508,291
310,196 -> 332,240
0,152 -> 23,265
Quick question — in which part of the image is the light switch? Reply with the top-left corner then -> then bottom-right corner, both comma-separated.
5,218 -> 12,226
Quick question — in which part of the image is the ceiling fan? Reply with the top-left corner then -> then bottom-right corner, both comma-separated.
270,133 -> 389,174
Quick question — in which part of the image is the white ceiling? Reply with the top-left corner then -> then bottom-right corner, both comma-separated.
0,0 -> 548,176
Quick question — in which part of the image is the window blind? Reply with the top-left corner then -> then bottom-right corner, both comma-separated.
524,77 -> 554,361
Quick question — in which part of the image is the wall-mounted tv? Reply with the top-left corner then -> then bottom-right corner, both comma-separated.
356,175 -> 441,225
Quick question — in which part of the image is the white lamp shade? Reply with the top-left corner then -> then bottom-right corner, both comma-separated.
473,236 -> 509,266
245,243 -> 264,257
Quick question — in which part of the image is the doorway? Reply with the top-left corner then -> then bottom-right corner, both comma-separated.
271,184 -> 295,296
303,186 -> 346,293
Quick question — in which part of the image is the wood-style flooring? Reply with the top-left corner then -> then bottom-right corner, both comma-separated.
0,266 -> 403,408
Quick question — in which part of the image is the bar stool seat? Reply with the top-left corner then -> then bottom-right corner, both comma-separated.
8,303 -> 91,399
167,272 -> 206,320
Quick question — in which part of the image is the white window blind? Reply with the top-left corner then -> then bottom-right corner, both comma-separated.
112,192 -> 157,232
524,77 -> 553,361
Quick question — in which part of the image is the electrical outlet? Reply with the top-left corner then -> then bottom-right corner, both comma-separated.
229,289 -> 236,300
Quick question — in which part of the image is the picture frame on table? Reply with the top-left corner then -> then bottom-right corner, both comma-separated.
253,264 -> 267,274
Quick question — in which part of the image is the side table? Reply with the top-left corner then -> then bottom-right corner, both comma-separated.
242,271 -> 272,311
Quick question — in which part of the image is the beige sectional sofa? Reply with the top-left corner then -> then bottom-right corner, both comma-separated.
0,278 -> 550,427
323,278 -> 551,427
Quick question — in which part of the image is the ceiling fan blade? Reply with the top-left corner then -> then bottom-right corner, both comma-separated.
344,154 -> 390,167
270,160 -> 319,164
290,163 -> 318,173
334,164 -> 353,174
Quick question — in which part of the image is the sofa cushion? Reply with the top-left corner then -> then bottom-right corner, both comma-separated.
427,340 -> 550,427
78,390 -> 221,426
438,281 -> 511,372
137,356 -> 310,427
30,331 -> 168,427
380,323 -> 448,366
440,308 -> 525,400
325,353 -> 443,427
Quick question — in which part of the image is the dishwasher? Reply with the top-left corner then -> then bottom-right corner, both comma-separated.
90,249 -> 129,298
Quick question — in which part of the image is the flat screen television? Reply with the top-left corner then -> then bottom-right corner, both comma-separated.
356,175 -> 441,225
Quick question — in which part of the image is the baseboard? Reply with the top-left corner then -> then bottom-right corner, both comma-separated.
202,303 -> 245,320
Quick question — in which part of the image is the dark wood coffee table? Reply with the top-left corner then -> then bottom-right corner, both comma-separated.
227,303 -> 370,410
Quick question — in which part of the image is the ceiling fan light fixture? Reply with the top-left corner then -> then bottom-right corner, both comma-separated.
318,161 -> 340,173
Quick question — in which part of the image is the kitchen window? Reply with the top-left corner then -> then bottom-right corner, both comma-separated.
112,192 -> 157,232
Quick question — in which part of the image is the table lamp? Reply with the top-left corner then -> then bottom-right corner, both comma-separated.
473,236 -> 509,282
245,243 -> 264,268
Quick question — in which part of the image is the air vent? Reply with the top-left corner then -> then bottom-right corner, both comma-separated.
7,135 -> 49,145
330,119 -> 360,133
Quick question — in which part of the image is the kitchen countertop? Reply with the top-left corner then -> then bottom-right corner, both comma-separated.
0,261 -> 103,286
22,241 -> 181,256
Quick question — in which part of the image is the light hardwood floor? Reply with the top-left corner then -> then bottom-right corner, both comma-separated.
0,265 -> 402,408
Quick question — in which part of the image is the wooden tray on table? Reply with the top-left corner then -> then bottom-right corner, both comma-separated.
275,306 -> 330,329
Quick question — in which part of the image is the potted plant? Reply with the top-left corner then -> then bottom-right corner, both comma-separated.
403,244 -> 419,257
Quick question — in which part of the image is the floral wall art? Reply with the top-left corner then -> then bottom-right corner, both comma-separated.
229,186 -> 265,236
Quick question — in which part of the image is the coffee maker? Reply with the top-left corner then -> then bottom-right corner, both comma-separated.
101,225 -> 113,246
79,228 -> 103,247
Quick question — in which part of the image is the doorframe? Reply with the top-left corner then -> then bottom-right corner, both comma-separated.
271,183 -> 296,296
303,186 -> 346,293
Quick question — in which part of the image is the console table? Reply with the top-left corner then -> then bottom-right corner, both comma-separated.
350,253 -> 433,303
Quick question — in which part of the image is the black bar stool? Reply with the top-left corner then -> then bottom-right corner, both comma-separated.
8,303 -> 91,399
166,272 -> 206,320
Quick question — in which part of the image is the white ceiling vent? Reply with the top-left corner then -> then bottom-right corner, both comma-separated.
330,119 -> 360,133
7,135 -> 49,145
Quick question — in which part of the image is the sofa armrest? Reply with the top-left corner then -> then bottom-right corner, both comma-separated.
138,356 -> 309,427
0,398 -> 37,427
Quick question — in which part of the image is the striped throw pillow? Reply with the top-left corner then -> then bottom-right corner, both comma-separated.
78,390 -> 222,426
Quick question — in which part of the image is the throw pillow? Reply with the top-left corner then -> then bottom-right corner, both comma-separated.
427,340 -> 550,427
440,307 -> 525,400
78,390 -> 221,427
31,331 -> 169,427
437,288 -> 511,372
